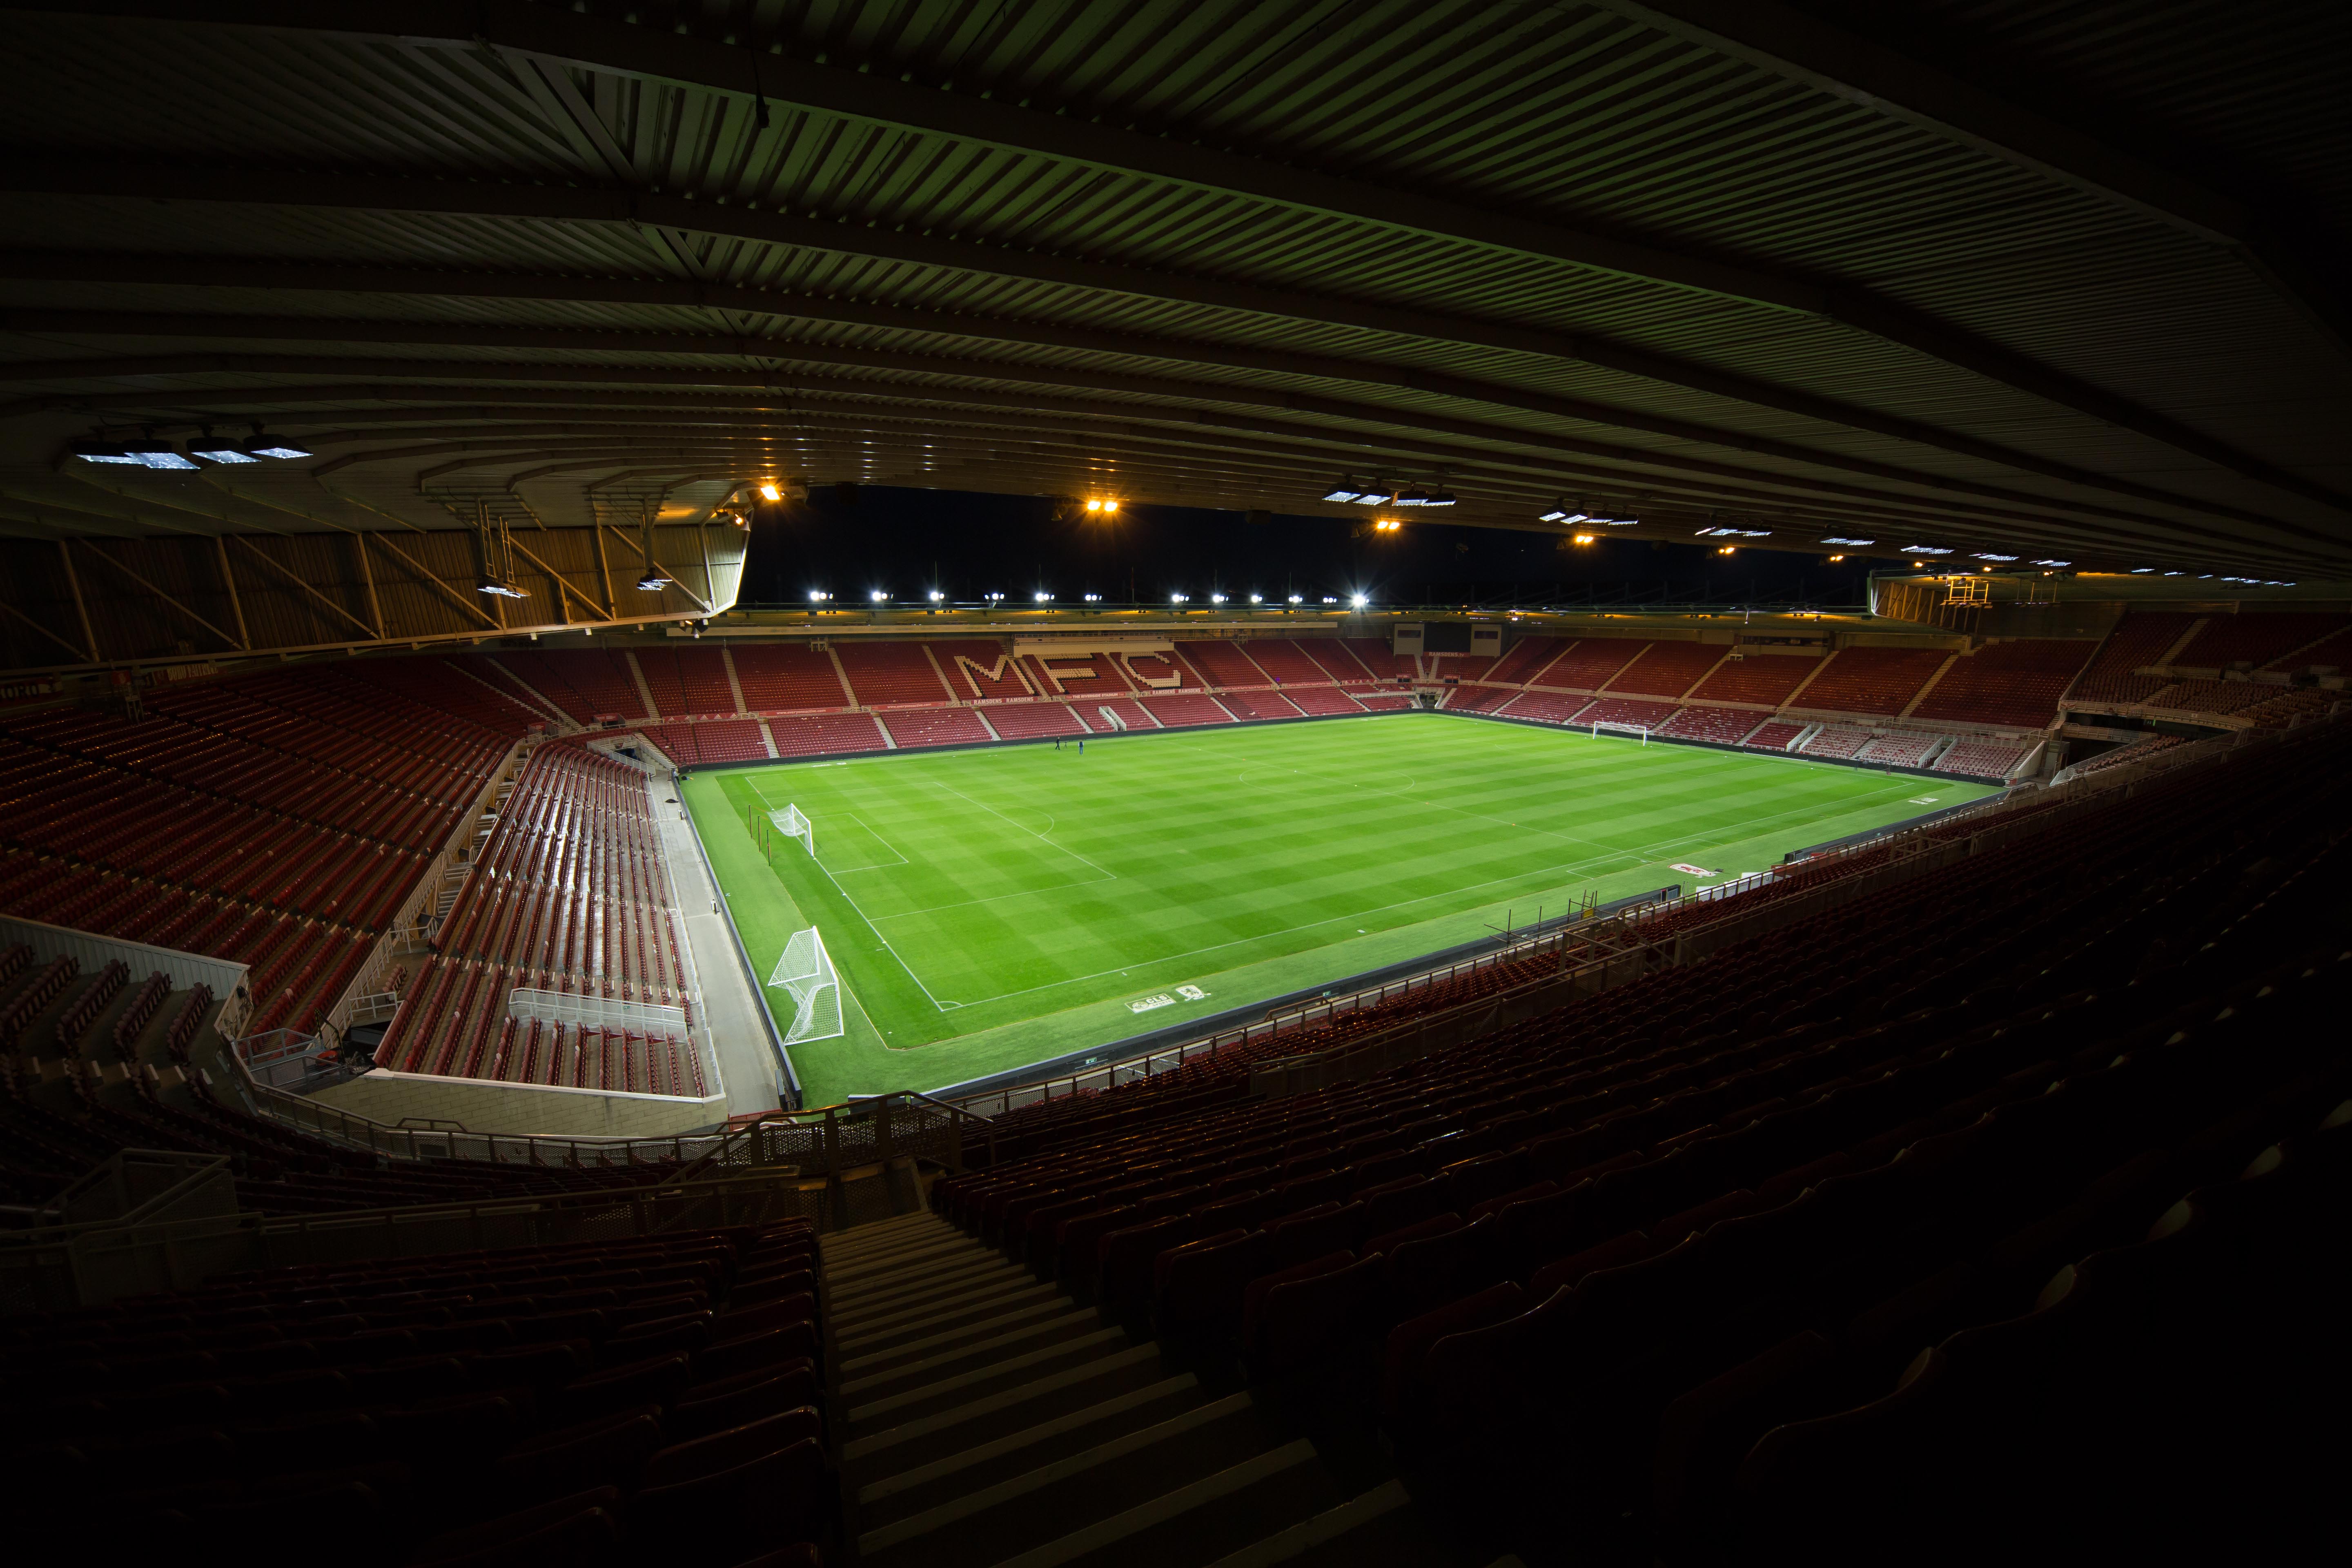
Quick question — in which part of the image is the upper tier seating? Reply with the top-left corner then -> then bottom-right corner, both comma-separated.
2173,612 -> 2348,670
635,723 -> 706,766
2067,732 -> 2185,776
2265,624 -> 2352,673
1789,648 -> 1949,717
766,713 -> 886,757
1427,655 -> 1496,684
1483,636 -> 1565,686
1143,695 -> 1238,727
1223,690 -> 1304,720
1909,639 -> 2094,728
1606,642 -> 1726,698
1022,651 -> 1132,699
931,643 -> 1036,699
1658,706 -> 1766,746
2070,613 -> 2199,704
1241,639 -> 1336,685
1528,640 -> 1645,691
1303,641 -> 1381,684
1343,639 -> 1416,681
1,1218 -> 826,1568
837,642 -> 953,707
635,648 -> 737,718
2143,679 -> 2278,715
1935,736 -> 2034,779
496,651 -> 649,722
678,720 -> 766,764
1177,641 -> 1274,687
459,653 -> 568,726
1123,653 -> 1204,692
1687,654 -> 1821,708
878,707 -> 992,749
730,647 -> 849,712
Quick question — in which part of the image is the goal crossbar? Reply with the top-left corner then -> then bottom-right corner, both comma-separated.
767,925 -> 844,1046
766,803 -> 815,856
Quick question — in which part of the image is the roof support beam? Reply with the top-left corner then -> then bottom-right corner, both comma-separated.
366,534 -> 501,628
1586,0 -> 2349,359
504,537 -> 614,623
0,596 -> 93,664
74,539 -> 246,652
227,534 -> 381,641
602,525 -> 710,615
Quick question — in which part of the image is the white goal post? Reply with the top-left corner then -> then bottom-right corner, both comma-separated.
768,925 -> 845,1046
1590,722 -> 1651,745
767,804 -> 815,856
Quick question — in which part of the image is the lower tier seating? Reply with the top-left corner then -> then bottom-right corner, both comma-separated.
1743,721 -> 1806,751
1657,707 -> 1764,746
1799,726 -> 1872,760
877,707 -> 992,749
766,713 -> 886,757
981,702 -> 1085,739
1142,695 -> 1236,728
1935,737 -> 2033,780
1858,731 -> 1941,768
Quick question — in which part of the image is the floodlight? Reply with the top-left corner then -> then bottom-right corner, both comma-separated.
871,590 -> 888,602
1349,593 -> 1368,608
1085,499 -> 1102,512
637,570 -> 670,591
1423,491 -> 1456,507
808,590 -> 826,602
1287,594 -> 1303,605
246,439 -> 310,460
1324,480 -> 1365,502
759,482 -> 781,501
1034,591 -> 1051,602
119,441 -> 199,470
1573,533 -> 1595,544
1249,593 -> 1263,604
67,438 -> 141,465
1083,592 -> 1101,602
927,589 -> 944,601
1394,486 -> 1429,507
477,575 -> 526,598
189,439 -> 258,464
1210,593 -> 1226,604
1828,554 -> 1845,563
1322,596 -> 1338,604
1171,593 -> 1188,604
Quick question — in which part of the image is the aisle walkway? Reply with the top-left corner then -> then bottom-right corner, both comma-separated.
646,768 -> 784,1119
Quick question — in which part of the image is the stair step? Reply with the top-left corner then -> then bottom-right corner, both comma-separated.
830,1256 -> 1036,1322
860,1391 -> 1270,1567
1202,1480 -> 1421,1568
842,1294 -> 1080,1376
844,1341 -> 1165,1471
992,1439 -> 1341,1568
837,1278 -> 1066,1354
821,1218 -> 947,1263
856,1373 -> 1204,1525
829,1250 -> 1017,1309
827,1234 -> 995,1288
849,1327 -> 1130,1432
842,1308 -> 1106,1401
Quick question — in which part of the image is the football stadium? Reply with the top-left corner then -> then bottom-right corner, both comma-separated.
0,4 -> 2345,1565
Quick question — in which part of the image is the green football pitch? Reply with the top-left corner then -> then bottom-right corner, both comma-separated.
683,713 -> 1996,1107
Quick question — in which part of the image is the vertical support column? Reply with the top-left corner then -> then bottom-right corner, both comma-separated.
58,540 -> 98,662
354,533 -> 386,638
216,536 -> 251,650
594,525 -> 615,617
823,1109 -> 844,1231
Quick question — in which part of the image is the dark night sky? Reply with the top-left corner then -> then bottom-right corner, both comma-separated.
740,485 -> 1880,609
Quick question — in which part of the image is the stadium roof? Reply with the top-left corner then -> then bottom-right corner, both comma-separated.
1,0 -> 2346,577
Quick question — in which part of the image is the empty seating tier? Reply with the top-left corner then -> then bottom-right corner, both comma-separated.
1020,650 -> 1131,699
1789,647 -> 1950,717
1142,694 -> 1237,727
1283,687 -> 1367,716
1303,641 -> 1381,684
1605,641 -> 1725,698
1936,736 -> 2034,779
1483,635 -> 1565,685
1688,654 -> 1821,707
930,644 -> 1036,699
495,650 -> 649,722
767,713 -> 886,757
1499,690 -> 1596,724
980,703 -> 1085,739
1858,731 -> 1942,768
1577,697 -> 1679,729
729,646 -> 849,712
838,642 -> 953,707
2071,613 -> 2199,704
1342,638 -> 1415,681
1240,639 -> 1336,685
1658,706 -> 1765,745
2173,612 -> 2348,670
1528,640 -> 1646,691
1798,725 -> 1873,759
1176,641 -> 1274,687
1910,639 -> 2094,728
1075,697 -> 1162,731
877,707 -> 993,749
1443,685 -> 1517,714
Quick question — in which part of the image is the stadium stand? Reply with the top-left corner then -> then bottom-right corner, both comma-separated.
1606,641 -> 1725,698
1176,641 -> 1273,688
931,644 -> 1034,701
1659,706 -> 1766,746
1242,639 -> 1339,685
1074,697 -> 1162,731
2069,613 -> 2199,704
838,643 -> 954,708
1909,639 -> 2095,728
1858,731 -> 1942,768
1577,698 -> 1680,730
1442,685 -> 1517,714
1301,641 -> 1381,685
1122,652 -> 1201,693
458,653 -> 567,726
1282,687 -> 1368,717
2172,612 -> 2348,670
1142,694 -> 1238,727
903,717 -> 2347,1565
1223,690 -> 1304,720
1021,650 -> 1132,700
876,707 -> 993,749
1936,736 -> 2036,780
1500,690 -> 1595,724
730,645 -> 851,712
1482,635 -> 1565,686
1,1217 -> 826,1565
1799,726 -> 1873,759
1427,654 -> 1496,684
1352,693 -> 1421,712
980,702 -> 1085,739
766,713 -> 887,757
1686,653 -> 1820,708
2064,731 -> 2185,777
2143,679 -> 2281,715
675,720 -> 767,765
1530,639 -> 1645,691
1343,637 -> 1416,682
2266,624 -> 2352,673
496,651 -> 649,723
636,648 -> 737,719
1788,647 -> 1950,717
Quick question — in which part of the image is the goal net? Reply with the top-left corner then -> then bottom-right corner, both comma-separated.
1590,722 -> 1650,745
766,803 -> 815,857
768,926 -> 844,1045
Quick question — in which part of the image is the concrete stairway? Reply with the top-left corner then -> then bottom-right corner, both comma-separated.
824,1211 -> 1506,1568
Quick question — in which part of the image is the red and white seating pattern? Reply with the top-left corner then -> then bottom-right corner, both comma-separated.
1858,731 -> 1942,768
1937,737 -> 2034,779
1143,694 -> 1238,727
1077,698 -> 1163,731
766,713 -> 886,757
1657,706 -> 1764,745
1575,697 -> 1679,729
1799,726 -> 1873,759
1526,640 -> 1645,691
1743,719 -> 1807,751
2173,612 -> 2347,670
879,707 -> 994,748
2071,613 -> 2198,704
1496,690 -> 1594,724
1176,641 -> 1273,688
1441,686 -> 1517,714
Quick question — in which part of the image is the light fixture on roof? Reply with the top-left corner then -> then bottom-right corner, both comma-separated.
1539,501 -> 1589,523
1171,592 -> 1189,604
2131,567 -> 2156,574
1974,553 -> 2019,562
2031,560 -> 2070,567
1324,478 -> 1368,502
1573,533 -> 1595,545
1373,518 -> 1402,533
1349,593 -> 1368,608
120,439 -> 200,470
634,508 -> 668,592
1899,545 -> 1953,555
1249,592 -> 1263,604
1034,591 -> 1052,602
1288,594 -> 1303,604
759,481 -> 782,501
928,589 -> 944,601
1393,486 -> 1430,507
1423,490 -> 1455,508
67,437 -> 140,465
872,590 -> 889,602
1084,592 -> 1102,603
1210,592 -> 1227,604
188,431 -> 258,464
1821,536 -> 1875,546
245,425 -> 310,460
